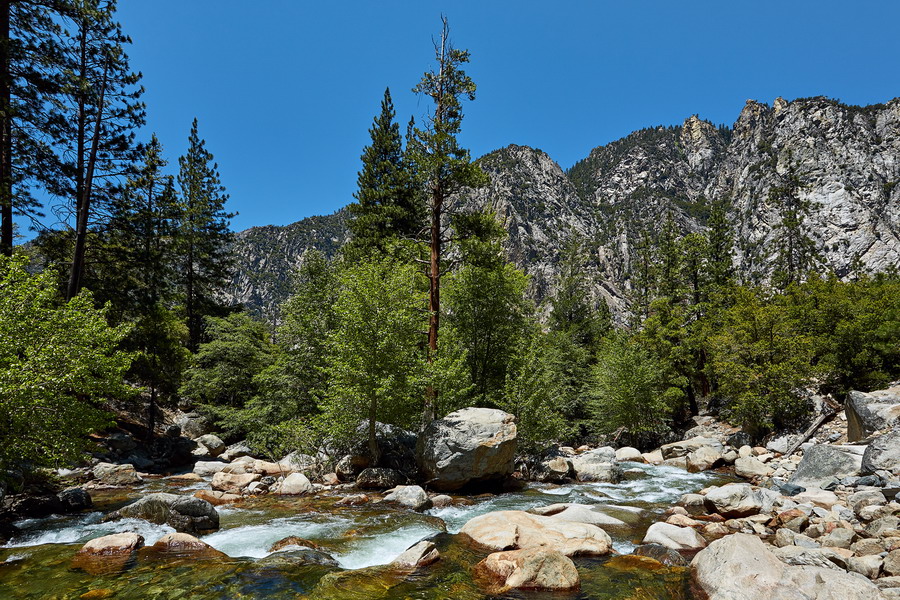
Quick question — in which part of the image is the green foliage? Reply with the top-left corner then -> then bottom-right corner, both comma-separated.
549,235 -> 611,348
0,255 -> 132,474
588,333 -> 675,449
770,169 -> 822,289
710,288 -> 813,437
180,312 -> 276,429
322,258 -> 426,461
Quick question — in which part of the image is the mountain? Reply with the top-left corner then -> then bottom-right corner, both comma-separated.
226,96 -> 900,319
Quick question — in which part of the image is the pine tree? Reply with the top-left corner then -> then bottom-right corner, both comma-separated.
346,88 -> 422,258
408,17 -> 489,420
176,117 -> 234,352
56,0 -> 145,300
770,168 -> 821,289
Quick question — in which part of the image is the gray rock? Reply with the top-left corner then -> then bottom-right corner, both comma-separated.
193,460 -> 228,477
704,483 -> 778,518
846,388 -> 900,442
383,485 -> 431,511
863,429 -> 900,475
57,488 -> 92,512
632,543 -> 689,566
276,472 -> 313,495
789,445 -> 861,489
660,437 -> 722,459
570,448 -> 623,483
642,522 -> 706,551
257,549 -> 339,568
194,434 -> 225,457
93,463 -> 142,485
356,467 -> 404,490
111,493 -> 219,533
390,540 -> 440,569
535,455 -> 573,482
176,413 -> 214,439
417,408 -> 517,491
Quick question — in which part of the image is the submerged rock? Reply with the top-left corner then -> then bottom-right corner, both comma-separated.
72,532 -> 144,574
417,407 -> 517,491
146,532 -> 226,558
257,548 -> 339,568
632,543 -> 689,566
110,492 -> 219,533
390,540 -> 440,569
460,510 -> 612,556
474,547 -> 579,593
269,536 -> 320,552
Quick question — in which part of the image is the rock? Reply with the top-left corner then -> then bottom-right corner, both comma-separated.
615,447 -> 644,462
251,460 -> 287,476
846,388 -> 900,441
57,488 -> 92,512
336,454 -> 369,481
269,536 -> 320,552
779,482 -> 806,496
355,467 -> 404,489
771,508 -> 809,532
193,490 -> 241,506
322,473 -> 340,486
390,540 -> 440,569
92,463 -> 142,485
886,550 -> 900,577
569,447 -> 622,483
774,528 -> 795,547
660,437 -> 722,459
211,472 -> 260,494
766,435 -> 794,455
691,533 -> 887,600
192,461 -> 228,477
704,483 -> 778,518
336,493 -> 369,506
848,554 -> 883,579
383,485 -> 431,511
849,489 -> 888,514
789,445 -> 861,489
772,546 -> 846,570
535,456 -> 573,482
679,493 -> 708,516
222,442 -> 253,461
687,446 -> 723,473
417,407 -> 517,491
111,493 -> 219,533
460,510 -> 612,556
642,449 -> 664,464
474,547 -> 579,592
430,494 -> 453,508
632,543 -> 689,566
642,522 -> 706,551
820,527 -> 855,549
735,456 -> 774,479
792,488 -> 840,509
531,503 -> 626,529
147,532 -> 226,558
852,538 -> 886,556
276,472 -> 313,495
257,549 -> 339,568
863,429 -> 900,474
176,413 -> 214,439
72,533 -> 144,574
106,431 -> 137,453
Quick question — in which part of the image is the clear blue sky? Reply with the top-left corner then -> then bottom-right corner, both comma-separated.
105,1 -> 900,231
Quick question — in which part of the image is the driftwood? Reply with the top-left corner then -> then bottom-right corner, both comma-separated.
783,408 -> 840,457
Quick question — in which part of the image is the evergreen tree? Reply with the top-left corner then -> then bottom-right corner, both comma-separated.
56,0 -> 145,300
176,117 -> 234,351
770,168 -> 821,289
408,17 -> 489,420
549,235 -> 611,349
346,88 -> 422,258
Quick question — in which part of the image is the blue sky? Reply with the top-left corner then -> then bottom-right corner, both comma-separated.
82,2 -> 900,231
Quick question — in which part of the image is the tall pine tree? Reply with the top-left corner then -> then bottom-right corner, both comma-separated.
176,117 -> 234,352
346,87 -> 421,258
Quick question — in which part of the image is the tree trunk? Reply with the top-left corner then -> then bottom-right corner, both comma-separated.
0,0 -> 11,256
68,59 -> 108,300
147,386 -> 157,441
368,397 -> 380,465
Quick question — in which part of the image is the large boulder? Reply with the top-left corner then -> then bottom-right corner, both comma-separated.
57,488 -> 93,512
530,503 -> 627,529
383,485 -> 432,511
691,533 -> 887,600
704,483 -> 779,518
862,429 -> 900,474
642,522 -> 706,551
417,408 -> 517,491
276,472 -> 313,495
789,445 -> 861,488
474,547 -> 579,592
846,387 -> 900,441
735,456 -> 775,479
193,460 -> 228,477
176,413 -> 215,439
93,462 -> 142,485
72,532 -> 144,574
356,467 -> 404,489
146,532 -> 226,559
111,492 -> 219,533
687,446 -> 724,473
660,437 -> 722,459
211,472 -> 260,494
460,510 -> 612,557
569,447 -> 623,483
194,434 -> 225,457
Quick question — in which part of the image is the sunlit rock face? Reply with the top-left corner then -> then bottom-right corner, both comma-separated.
230,97 -> 900,321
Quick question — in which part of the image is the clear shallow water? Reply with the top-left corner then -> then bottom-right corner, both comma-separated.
0,462 -> 732,599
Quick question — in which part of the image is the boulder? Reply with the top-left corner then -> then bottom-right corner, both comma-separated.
72,532 -> 144,574
211,471 -> 260,494
106,431 -> 138,453
417,408 -> 517,491
390,540 -> 440,569
849,489 -> 887,514
772,546 -> 848,570
615,447 -> 644,462
632,543 -> 689,566
846,387 -> 900,441
735,456 -> 774,479
660,437 -> 722,459
111,492 -> 219,533
194,434 -> 225,457
691,533 -> 887,600
848,554 -> 884,579
93,462 -> 142,485
269,536 -> 320,552
355,467 -> 404,489
863,429 -> 900,474
704,483 -> 778,518
885,550 -> 900,577
193,490 -> 241,506
57,488 -> 92,512
792,488 -> 840,509
535,456 -> 573,482
176,413 -> 214,439
687,446 -> 723,473
276,472 -> 313,495
383,485 -> 431,511
193,461 -> 227,477
474,547 -> 579,592
147,532 -> 226,558
788,445 -> 861,489
642,522 -> 706,551
257,548 -> 339,568
569,447 -> 623,483
460,510 -> 612,557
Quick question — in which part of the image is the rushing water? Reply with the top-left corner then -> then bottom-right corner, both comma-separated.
0,462 -> 732,599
